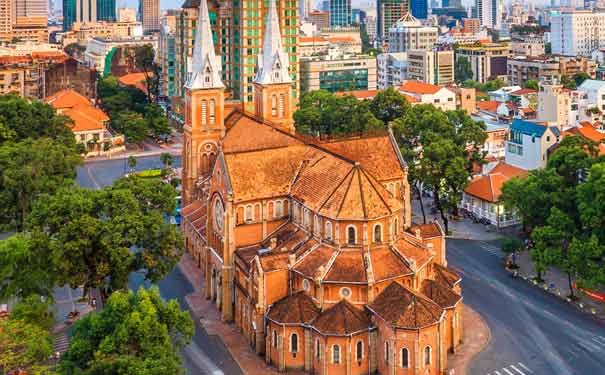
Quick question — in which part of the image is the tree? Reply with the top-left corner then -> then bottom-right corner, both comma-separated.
545,42 -> 552,54
128,155 -> 138,171
145,104 -> 171,139
58,287 -> 194,375
573,72 -> 591,88
113,111 -> 149,144
369,87 -> 411,125
0,233 -> 57,300
561,75 -> 577,90
161,152 -> 174,169
501,237 -> 523,268
27,177 -> 183,298
10,294 -> 55,330
0,318 -> 52,375
455,56 -> 473,82
0,138 -> 82,230
135,45 -> 160,103
524,80 -> 540,90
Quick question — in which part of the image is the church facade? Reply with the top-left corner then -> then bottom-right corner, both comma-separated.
180,1 -> 464,374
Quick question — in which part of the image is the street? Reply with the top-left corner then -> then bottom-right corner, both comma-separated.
448,239 -> 605,375
76,155 -> 242,375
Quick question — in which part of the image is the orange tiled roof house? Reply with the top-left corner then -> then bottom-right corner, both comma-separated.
180,1 -> 464,374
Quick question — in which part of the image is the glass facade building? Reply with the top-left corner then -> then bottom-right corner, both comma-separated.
377,0 -> 409,41
319,69 -> 369,92
97,0 -> 116,21
62,0 -> 76,31
410,0 -> 427,19
330,0 -> 352,26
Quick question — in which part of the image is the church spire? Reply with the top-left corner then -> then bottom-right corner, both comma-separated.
185,0 -> 224,90
255,0 -> 291,85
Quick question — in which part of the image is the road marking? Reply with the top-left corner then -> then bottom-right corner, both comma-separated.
494,371 -> 502,375
502,368 -> 515,375
584,340 -> 601,351
517,363 -> 533,373
577,341 -> 596,352
510,364 -> 526,375
594,336 -> 605,344
591,337 -> 605,346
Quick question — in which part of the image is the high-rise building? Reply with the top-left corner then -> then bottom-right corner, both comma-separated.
330,0 -> 352,26
97,0 -> 116,21
0,0 -> 49,41
388,12 -> 438,52
63,0 -> 97,31
139,0 -> 160,33
410,0 -> 428,19
118,7 -> 137,22
172,0 -> 299,114
377,0 -> 409,41
300,0 -> 312,20
308,10 -> 330,29
476,0 -> 502,29
551,10 -> 605,57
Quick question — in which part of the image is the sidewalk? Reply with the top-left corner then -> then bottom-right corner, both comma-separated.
446,305 -> 491,375
177,253 -> 280,375
513,250 -> 605,320
412,199 -> 510,241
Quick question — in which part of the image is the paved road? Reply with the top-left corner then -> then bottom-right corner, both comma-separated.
76,156 -> 242,375
448,239 -> 605,375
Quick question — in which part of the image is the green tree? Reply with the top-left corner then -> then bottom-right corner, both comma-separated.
128,155 -> 138,171
58,287 -> 194,375
0,318 -> 52,375
561,75 -> 577,90
145,104 -> 171,139
0,138 -> 82,230
0,233 -> 56,299
27,178 -> 182,298
545,42 -> 552,54
369,87 -> 411,125
113,111 -> 149,144
160,152 -> 174,169
135,45 -> 161,103
10,294 -> 55,330
455,56 -> 474,82
524,80 -> 540,90
573,72 -> 591,88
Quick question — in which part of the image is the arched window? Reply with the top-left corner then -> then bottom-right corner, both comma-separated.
290,333 -> 298,353
316,338 -> 320,359
314,215 -> 320,236
201,100 -> 207,125
271,95 -> 277,116
424,346 -> 432,366
384,341 -> 389,363
373,224 -> 382,243
245,205 -> 253,223
332,344 -> 340,364
325,221 -> 333,241
209,99 -> 215,124
279,93 -> 285,117
275,200 -> 283,218
347,226 -> 356,245
356,340 -> 363,361
401,348 -> 409,368
304,209 -> 310,228
272,330 -> 278,349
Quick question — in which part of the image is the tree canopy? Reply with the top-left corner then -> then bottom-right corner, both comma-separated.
58,287 -> 194,375
0,318 -> 53,375
455,56 -> 473,82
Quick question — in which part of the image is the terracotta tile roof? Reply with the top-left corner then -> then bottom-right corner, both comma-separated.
566,125 -> 605,144
433,264 -> 461,288
476,100 -> 500,113
400,81 -> 441,95
368,282 -> 443,329
63,108 -> 107,132
222,112 -> 303,153
267,292 -> 320,324
327,36 -> 357,43
299,36 -> 327,43
71,104 -> 110,122
402,93 -> 420,103
260,252 -> 289,272
45,89 -> 91,109
321,135 -> 405,181
392,236 -> 432,270
323,250 -> 367,283
421,279 -> 462,309
334,90 -> 378,99
464,162 -> 527,202
293,244 -> 337,278
312,300 -> 372,335
118,72 -> 149,93
408,223 -> 443,239
509,88 -> 537,96
369,247 -> 413,281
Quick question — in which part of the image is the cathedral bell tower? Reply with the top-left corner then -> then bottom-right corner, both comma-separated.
253,0 -> 294,133
182,0 -> 225,205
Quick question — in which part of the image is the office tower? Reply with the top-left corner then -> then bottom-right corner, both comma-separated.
300,0 -> 312,19
63,0 -> 97,31
330,0 -> 352,26
97,0 -> 116,21
410,0 -> 428,18
552,10 -> 605,56
8,0 -> 49,41
476,0 -> 502,29
0,0 -> 12,39
377,0 -> 409,41
118,7 -> 137,22
139,0 -> 159,33
388,12 -> 437,52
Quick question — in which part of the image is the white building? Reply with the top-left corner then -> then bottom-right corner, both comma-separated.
476,0 -> 503,29
505,119 -> 561,170
551,10 -> 605,57
377,52 -> 407,89
84,36 -> 158,74
399,80 -> 456,111
387,13 -> 438,53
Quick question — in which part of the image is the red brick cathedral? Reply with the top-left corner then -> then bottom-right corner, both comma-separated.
181,0 -> 464,373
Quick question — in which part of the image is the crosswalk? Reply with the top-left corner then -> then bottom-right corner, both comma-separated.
477,241 -> 503,257
54,332 -> 70,354
487,362 -> 533,375
568,335 -> 605,357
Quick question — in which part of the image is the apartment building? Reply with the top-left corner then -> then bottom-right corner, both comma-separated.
455,42 -> 511,83
388,12 -> 438,52
507,55 -> 597,87
407,49 -> 454,86
300,53 -> 376,93
551,10 -> 605,57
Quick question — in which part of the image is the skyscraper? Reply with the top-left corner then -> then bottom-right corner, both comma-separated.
63,0 -> 97,31
97,0 -> 116,21
10,0 -> 49,41
139,0 -> 160,33
377,0 -> 409,41
330,0 -> 352,26
410,0 -> 428,19
476,0 -> 502,29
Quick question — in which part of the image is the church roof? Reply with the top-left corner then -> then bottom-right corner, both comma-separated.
312,300 -> 372,335
267,291 -> 320,324
368,282 -> 444,329
433,264 -> 461,289
420,279 -> 462,309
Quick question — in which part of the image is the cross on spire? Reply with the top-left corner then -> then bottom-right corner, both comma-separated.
254,0 -> 292,85
185,0 -> 224,90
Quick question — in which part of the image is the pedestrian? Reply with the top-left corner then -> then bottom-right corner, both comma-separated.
91,297 -> 97,308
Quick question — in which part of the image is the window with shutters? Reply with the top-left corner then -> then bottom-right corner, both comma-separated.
201,100 -> 207,125
209,99 -> 215,124
279,93 -> 285,117
271,95 -> 277,116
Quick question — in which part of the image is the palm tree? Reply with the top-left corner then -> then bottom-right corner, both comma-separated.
127,156 -> 137,172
